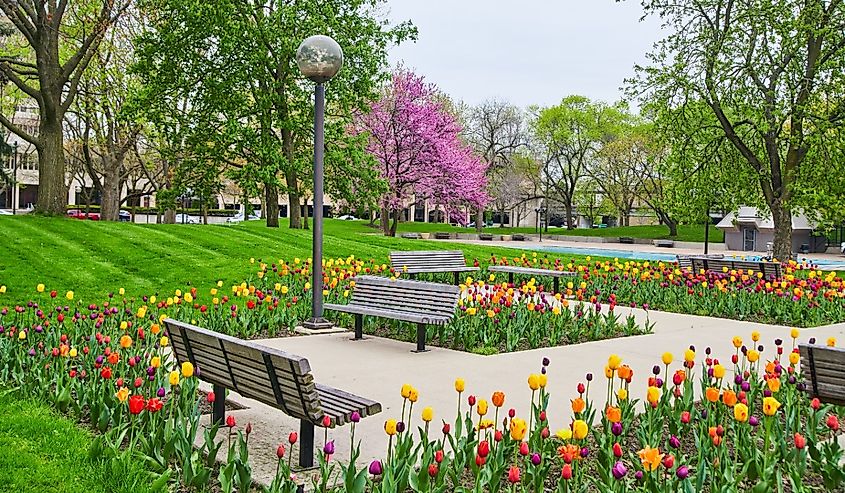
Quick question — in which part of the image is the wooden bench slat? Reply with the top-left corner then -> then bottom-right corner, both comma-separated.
324,303 -> 451,324
488,266 -> 577,277
316,384 -> 382,416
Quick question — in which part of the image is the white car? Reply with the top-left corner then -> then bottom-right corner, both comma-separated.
176,213 -> 199,224
226,212 -> 261,223
841,242 -> 845,254
0,209 -> 13,215
337,214 -> 357,220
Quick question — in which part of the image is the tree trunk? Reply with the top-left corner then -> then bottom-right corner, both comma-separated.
265,182 -> 279,228
666,218 -> 678,237
771,202 -> 793,261
390,208 -> 400,237
36,121 -> 68,215
381,206 -> 390,236
475,208 -> 483,233
164,209 -> 175,224
565,201 -> 575,230
100,163 -> 121,221
500,206 -> 506,227
286,187 -> 301,229
302,198 -> 309,230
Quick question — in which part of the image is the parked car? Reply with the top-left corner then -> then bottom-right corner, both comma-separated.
337,214 -> 357,220
175,213 -> 199,224
67,209 -> 101,221
226,212 -> 261,223
0,209 -> 13,215
118,210 -> 132,222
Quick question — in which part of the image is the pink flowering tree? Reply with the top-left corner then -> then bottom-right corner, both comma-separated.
353,70 -> 489,236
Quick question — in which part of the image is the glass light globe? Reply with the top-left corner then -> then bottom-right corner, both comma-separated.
296,35 -> 343,83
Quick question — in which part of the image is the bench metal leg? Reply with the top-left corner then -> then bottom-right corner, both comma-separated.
453,271 -> 459,285
508,272 -> 514,285
353,314 -> 363,340
212,384 -> 226,426
299,419 -> 315,468
411,323 -> 429,353
553,277 -> 560,294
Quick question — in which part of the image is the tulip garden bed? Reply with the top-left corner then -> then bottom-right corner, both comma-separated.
0,277 -> 843,492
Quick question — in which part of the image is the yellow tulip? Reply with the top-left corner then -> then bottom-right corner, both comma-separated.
713,364 -> 726,379
37,284 -> 45,293
827,337 -> 836,347
527,374 -> 540,391
788,352 -> 800,365
608,354 -> 622,370
747,349 -> 759,363
572,419 -> 589,440
617,388 -> 628,401
790,328 -> 800,339
160,336 -> 169,347
421,407 -> 434,422
69,348 -> 77,358
409,388 -> 419,403
762,396 -> 781,416
454,378 -> 465,393
115,387 -> 129,402
683,349 -> 695,363
661,352 -> 673,365
119,287 -> 125,296
734,403 -> 748,422
384,419 -> 397,436
0,285 -> 6,294
151,356 -> 161,368
751,331 -> 760,342
18,331 -> 26,340
509,417 -> 527,441
169,371 -> 180,386
400,384 -> 412,399
181,361 -> 194,378
538,374 -> 548,388
65,291 -> 74,301
476,399 -> 488,416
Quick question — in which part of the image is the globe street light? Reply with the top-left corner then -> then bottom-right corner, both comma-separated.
297,35 -> 343,331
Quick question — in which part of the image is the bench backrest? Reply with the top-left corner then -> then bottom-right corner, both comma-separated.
164,319 -> 323,422
799,344 -> 845,405
349,275 -> 460,321
390,250 -> 470,274
690,257 -> 782,279
677,254 -> 723,268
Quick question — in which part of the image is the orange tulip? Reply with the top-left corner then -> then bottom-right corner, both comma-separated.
605,406 -> 622,423
705,387 -> 720,403
767,377 -> 781,393
722,390 -> 737,408
492,391 -> 505,408
571,397 -> 586,414
637,446 -> 664,471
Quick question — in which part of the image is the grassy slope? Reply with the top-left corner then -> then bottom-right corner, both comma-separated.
353,220 -> 724,243
0,392 -> 155,493
1,216 -> 613,302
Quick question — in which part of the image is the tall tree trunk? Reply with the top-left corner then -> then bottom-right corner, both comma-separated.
666,217 -> 678,237
36,120 -> 68,215
565,201 -> 575,230
100,162 -> 121,221
286,172 -> 301,229
771,202 -> 793,261
302,198 -> 309,230
381,206 -> 390,236
390,208 -> 400,237
500,206 -> 506,227
475,208 -> 483,232
265,182 -> 279,228
164,209 -> 175,224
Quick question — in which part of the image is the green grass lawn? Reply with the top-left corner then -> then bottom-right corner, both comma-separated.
352,220 -> 724,243
1,216 -> 617,302
0,391 -> 158,493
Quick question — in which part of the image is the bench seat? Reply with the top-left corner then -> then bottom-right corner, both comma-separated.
488,265 -> 576,293
800,344 -> 845,406
390,250 -> 480,284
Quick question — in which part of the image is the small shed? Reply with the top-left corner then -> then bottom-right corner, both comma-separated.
716,207 -> 819,253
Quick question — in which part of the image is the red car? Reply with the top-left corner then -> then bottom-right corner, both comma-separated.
66,209 -> 100,221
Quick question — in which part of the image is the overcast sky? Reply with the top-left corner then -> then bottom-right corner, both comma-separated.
384,0 -> 664,109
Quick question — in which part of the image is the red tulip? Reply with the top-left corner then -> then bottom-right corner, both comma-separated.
207,392 -> 216,403
680,411 -> 690,424
322,415 -> 332,428
507,465 -> 521,484
519,441 -> 529,456
468,395 -> 476,406
475,455 -> 486,467
561,464 -> 573,480
827,415 -> 840,432
494,430 -> 503,442
427,463 -> 438,478
128,394 -> 145,415
662,454 -> 675,469
794,433 -> 806,449
442,422 -> 451,435
146,398 -> 163,412
435,450 -> 444,463
811,398 -> 821,410
226,415 -> 236,428
276,445 -> 285,458
478,440 -> 490,458
288,432 -> 298,444
613,442 -> 623,458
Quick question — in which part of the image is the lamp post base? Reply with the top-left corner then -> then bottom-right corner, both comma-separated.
301,317 -> 334,330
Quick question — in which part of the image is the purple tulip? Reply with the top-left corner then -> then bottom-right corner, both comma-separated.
635,471 -> 644,481
705,347 -> 711,355
157,387 -> 166,398
809,337 -> 816,344
612,461 -> 627,480
580,447 -> 589,458
774,338 -> 782,346
369,460 -> 383,475
323,440 -> 335,455
541,367 -> 547,375
350,411 -> 361,423
676,465 -> 690,479
396,421 -> 405,433
741,381 -> 751,392
669,435 -> 681,449
749,416 -> 760,427
734,374 -> 743,385
652,365 -> 661,375
611,422 -> 623,436
763,389 -> 772,398
542,357 -> 550,367
531,453 -> 541,465
586,373 -> 593,382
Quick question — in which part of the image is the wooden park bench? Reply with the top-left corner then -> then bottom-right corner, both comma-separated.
479,233 -> 494,241
324,276 -> 460,352
487,265 -> 577,294
676,253 -> 724,269
511,234 -> 527,241
799,344 -> 845,406
619,236 -> 634,244
690,257 -> 782,279
653,239 -> 674,248
400,232 -> 421,239
390,250 -> 480,284
164,319 -> 382,468
433,232 -> 452,240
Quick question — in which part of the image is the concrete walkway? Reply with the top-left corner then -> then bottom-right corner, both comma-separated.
202,306 -> 845,485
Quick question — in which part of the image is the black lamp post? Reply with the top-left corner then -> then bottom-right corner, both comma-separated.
296,35 -> 343,331
11,142 -> 17,215
536,202 -> 547,242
